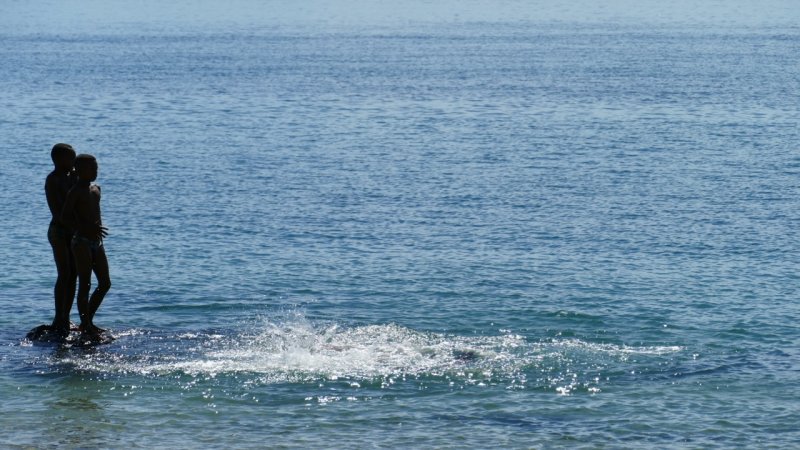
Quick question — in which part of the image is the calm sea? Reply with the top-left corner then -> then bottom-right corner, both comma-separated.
2,1 -> 799,448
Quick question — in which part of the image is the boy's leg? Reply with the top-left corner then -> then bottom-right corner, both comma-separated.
49,232 -> 74,331
66,247 -> 77,326
72,242 -> 94,330
87,245 -> 111,330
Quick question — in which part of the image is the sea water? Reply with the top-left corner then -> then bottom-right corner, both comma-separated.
1,1 -> 799,448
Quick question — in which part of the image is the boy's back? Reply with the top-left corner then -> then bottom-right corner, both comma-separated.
45,169 -> 76,232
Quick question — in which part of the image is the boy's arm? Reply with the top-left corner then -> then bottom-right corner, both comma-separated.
44,176 -> 60,219
96,185 -> 108,238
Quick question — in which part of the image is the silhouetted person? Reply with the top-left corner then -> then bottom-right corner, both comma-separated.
45,143 -> 77,335
62,154 -> 110,336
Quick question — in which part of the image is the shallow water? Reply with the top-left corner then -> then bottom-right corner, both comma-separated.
2,1 -> 800,448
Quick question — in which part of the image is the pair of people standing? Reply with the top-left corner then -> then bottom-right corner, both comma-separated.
45,143 -> 110,337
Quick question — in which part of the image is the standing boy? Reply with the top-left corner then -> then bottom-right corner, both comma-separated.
45,143 -> 77,335
61,154 -> 110,335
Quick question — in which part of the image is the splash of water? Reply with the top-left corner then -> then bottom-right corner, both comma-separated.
44,314 -> 683,394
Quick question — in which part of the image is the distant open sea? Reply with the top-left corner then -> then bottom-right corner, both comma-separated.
1,1 -> 799,448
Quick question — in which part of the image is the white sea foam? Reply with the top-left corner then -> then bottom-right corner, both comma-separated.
170,322 -> 526,379
549,338 -> 684,356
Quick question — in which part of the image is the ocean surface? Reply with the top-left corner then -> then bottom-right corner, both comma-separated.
2,1 -> 799,448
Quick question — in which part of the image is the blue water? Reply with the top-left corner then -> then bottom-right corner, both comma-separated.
2,1 -> 800,447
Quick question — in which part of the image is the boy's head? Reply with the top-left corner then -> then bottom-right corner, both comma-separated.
51,143 -> 76,171
74,154 -> 98,182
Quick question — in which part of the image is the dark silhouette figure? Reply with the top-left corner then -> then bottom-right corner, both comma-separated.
45,143 -> 78,335
61,154 -> 110,336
